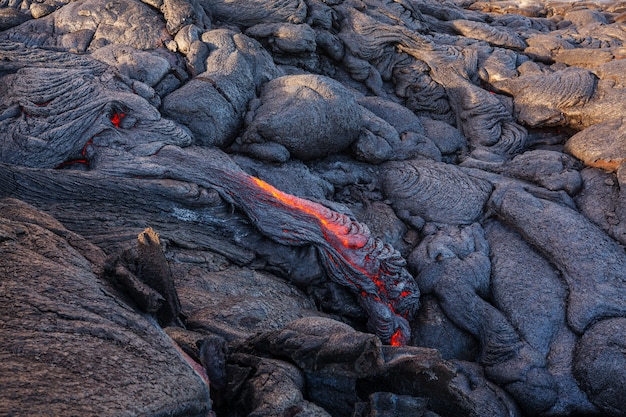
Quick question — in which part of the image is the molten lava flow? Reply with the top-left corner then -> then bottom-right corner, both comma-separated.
250,177 -> 388,295
54,159 -> 89,169
243,176 -> 418,346
110,112 -> 126,128
390,328 -> 405,346
251,177 -> 368,250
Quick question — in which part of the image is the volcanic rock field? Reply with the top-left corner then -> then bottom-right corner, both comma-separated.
1,0 -> 626,416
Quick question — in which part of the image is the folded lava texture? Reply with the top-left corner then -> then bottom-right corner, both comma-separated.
1,0 -> 626,416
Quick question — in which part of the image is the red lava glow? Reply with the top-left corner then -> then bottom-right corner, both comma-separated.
54,159 -> 89,169
54,138 -> 93,169
390,328 -> 405,346
110,112 -> 126,128
250,176 -> 368,250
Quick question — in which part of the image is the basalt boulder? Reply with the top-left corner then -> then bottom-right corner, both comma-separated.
237,73 -> 429,164
161,29 -> 282,147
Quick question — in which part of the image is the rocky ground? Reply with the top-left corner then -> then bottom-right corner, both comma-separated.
1,0 -> 625,416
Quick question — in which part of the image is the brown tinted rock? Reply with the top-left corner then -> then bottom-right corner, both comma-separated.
564,117 -> 626,171
246,317 -> 521,417
0,198 -> 210,417
160,0 -> 211,35
0,7 -> 30,30
399,41 -> 528,161
171,251 -> 321,341
564,8 -> 608,27
451,19 -> 527,50
554,48 -> 614,68
593,58 -> 626,87
29,2 -> 59,19
524,33 -> 576,62
225,353 -> 331,417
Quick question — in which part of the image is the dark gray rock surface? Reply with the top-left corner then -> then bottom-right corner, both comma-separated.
1,0 -> 626,415
162,28 -> 282,147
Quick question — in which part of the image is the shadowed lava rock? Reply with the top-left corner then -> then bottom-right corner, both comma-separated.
409,222 -> 558,415
0,198 -> 210,417
225,353 -> 332,417
575,167 -> 626,246
485,219 -> 597,415
239,316 -> 522,417
490,186 -> 626,334
574,318 -> 626,417
0,8 -> 30,31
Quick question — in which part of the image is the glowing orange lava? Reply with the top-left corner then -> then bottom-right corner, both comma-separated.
390,328 -> 405,346
248,176 -> 412,346
251,177 -> 368,250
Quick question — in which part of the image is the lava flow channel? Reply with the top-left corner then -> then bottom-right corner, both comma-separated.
223,174 -> 420,346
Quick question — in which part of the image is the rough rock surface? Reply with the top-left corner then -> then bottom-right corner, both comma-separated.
1,0 -> 626,415
564,117 -> 626,171
0,198 -> 210,416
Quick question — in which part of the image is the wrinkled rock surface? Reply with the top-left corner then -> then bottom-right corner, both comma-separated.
1,0 -> 626,415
